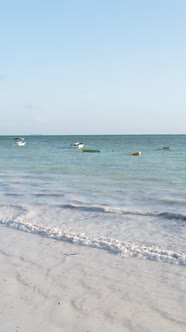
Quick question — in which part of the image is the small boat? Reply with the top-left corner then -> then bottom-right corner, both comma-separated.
163,146 -> 173,150
129,151 -> 141,156
82,148 -> 100,153
70,142 -> 84,148
14,137 -> 26,146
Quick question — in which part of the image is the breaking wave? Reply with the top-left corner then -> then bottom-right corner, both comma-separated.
57,204 -> 186,222
1,203 -> 186,222
0,216 -> 185,266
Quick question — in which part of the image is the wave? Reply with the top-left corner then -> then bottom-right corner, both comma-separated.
0,216 -> 185,266
0,202 -> 186,224
33,193 -> 65,198
57,204 -> 186,222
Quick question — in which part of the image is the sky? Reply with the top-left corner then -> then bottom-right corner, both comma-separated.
0,0 -> 186,135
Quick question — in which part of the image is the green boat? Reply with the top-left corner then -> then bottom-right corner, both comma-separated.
82,148 -> 100,153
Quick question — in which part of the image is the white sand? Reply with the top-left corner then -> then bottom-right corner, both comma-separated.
0,225 -> 185,332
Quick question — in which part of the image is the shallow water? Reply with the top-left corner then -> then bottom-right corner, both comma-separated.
0,135 -> 186,265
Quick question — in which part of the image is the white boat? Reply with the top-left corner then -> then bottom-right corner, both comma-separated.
14,137 -> 26,146
70,142 -> 84,148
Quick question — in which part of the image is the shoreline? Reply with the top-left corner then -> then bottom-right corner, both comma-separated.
0,225 -> 186,332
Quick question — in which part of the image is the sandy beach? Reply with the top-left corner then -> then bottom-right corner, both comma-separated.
1,0 -> 186,329
0,225 -> 185,332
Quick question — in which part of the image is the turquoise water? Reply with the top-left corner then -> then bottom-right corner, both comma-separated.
0,135 -> 186,265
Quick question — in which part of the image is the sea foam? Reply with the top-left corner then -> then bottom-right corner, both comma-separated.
0,214 -> 186,266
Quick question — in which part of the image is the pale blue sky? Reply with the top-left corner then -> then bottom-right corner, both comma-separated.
0,0 -> 186,135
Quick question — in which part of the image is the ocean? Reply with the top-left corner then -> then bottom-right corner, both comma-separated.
0,135 -> 186,266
